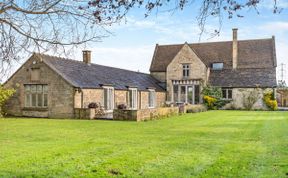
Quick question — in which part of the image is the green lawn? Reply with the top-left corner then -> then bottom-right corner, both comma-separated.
0,111 -> 287,177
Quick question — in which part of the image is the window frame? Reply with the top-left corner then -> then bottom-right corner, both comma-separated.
222,88 -> 233,100
128,88 -> 138,110
103,86 -> 114,111
24,84 -> 48,108
148,89 -> 156,108
182,64 -> 190,78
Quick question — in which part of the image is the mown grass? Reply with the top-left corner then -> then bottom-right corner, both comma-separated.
0,111 -> 287,177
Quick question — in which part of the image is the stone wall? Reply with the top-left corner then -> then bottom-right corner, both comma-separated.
74,89 -> 103,108
183,104 -> 207,113
115,90 -> 128,106
223,88 -> 271,110
113,107 -> 179,122
74,88 -> 166,110
166,44 -> 208,101
4,55 -> 75,118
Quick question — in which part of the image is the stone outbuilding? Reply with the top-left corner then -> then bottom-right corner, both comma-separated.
4,52 -> 166,118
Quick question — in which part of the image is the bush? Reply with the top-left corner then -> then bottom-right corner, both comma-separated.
88,102 -> 99,108
0,86 -> 15,117
242,89 -> 261,110
201,86 -> 222,98
186,105 -> 207,113
202,86 -> 231,110
214,99 -> 230,109
117,104 -> 127,110
203,95 -> 217,109
263,91 -> 278,110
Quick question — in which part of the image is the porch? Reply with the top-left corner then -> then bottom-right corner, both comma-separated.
171,79 -> 203,104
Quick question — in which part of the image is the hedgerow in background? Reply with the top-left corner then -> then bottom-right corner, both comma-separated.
0,86 -> 15,117
263,91 -> 278,111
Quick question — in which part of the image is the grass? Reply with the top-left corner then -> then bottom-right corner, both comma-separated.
0,111 -> 288,177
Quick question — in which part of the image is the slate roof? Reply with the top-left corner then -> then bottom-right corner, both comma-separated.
150,38 -> 277,88
38,54 -> 165,91
209,68 -> 277,88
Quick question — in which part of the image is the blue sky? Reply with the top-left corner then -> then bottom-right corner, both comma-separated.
4,0 -> 288,83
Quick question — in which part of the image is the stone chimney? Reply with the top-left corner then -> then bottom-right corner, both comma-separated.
82,50 -> 91,64
232,28 -> 238,69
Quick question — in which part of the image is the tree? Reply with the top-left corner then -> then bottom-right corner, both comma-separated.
0,0 -> 281,74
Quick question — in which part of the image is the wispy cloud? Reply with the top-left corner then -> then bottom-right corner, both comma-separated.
73,45 -> 155,73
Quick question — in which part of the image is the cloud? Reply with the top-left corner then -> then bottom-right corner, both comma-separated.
73,45 -> 155,73
260,21 -> 288,32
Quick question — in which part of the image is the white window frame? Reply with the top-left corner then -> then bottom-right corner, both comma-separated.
182,64 -> 190,78
103,86 -> 114,111
222,88 -> 233,100
128,88 -> 138,110
24,84 -> 48,108
148,89 -> 156,108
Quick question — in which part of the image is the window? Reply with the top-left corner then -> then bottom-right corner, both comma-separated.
222,88 -> 232,100
128,88 -> 138,109
25,84 -> 48,108
173,85 -> 179,102
148,89 -> 156,108
104,87 -> 114,110
182,64 -> 190,77
212,63 -> 223,70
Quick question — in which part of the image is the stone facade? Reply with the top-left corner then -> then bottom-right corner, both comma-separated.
4,55 -> 167,119
166,43 -> 208,101
223,88 -> 270,110
74,89 -> 166,110
74,89 -> 103,108
4,56 -> 75,118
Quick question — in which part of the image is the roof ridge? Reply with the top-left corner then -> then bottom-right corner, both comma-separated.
157,37 -> 273,47
37,53 -> 152,76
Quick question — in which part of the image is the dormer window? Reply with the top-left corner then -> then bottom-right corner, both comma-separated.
212,63 -> 223,70
182,64 -> 190,77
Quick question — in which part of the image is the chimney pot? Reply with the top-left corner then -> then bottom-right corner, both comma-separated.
82,50 -> 91,64
232,28 -> 238,69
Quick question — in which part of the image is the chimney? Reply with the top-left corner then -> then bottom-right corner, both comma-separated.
82,50 -> 91,64
232,28 -> 238,69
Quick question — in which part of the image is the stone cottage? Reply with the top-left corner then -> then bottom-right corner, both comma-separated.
4,52 -> 166,118
150,29 -> 277,109
4,29 -> 277,118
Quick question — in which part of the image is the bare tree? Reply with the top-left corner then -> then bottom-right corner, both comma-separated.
0,0 -> 281,75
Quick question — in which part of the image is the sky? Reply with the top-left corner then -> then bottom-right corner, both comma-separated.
2,0 -> 288,83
